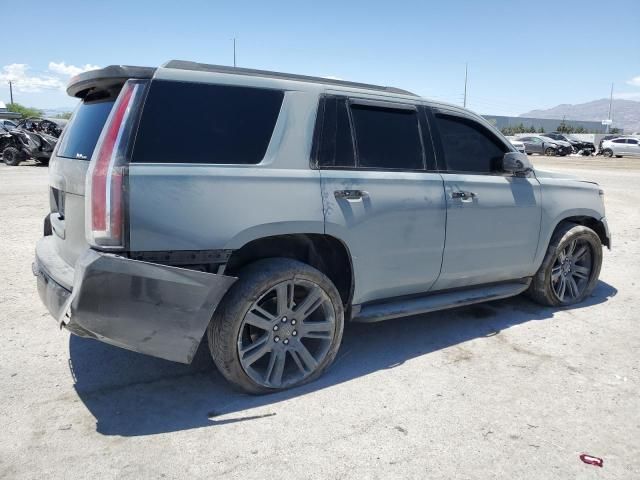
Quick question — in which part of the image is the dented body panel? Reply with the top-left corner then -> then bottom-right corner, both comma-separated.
35,237 -> 236,363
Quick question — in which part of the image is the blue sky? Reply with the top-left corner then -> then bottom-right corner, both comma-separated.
2,0 -> 639,115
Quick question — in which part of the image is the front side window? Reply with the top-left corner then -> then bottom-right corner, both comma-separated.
434,113 -> 507,173
350,103 -> 424,170
133,81 -> 284,164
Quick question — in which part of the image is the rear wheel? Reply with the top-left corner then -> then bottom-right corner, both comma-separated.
2,147 -> 23,166
528,223 -> 602,307
208,258 -> 344,394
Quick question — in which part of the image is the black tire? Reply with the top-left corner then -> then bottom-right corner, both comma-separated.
36,158 -> 49,166
527,223 -> 602,307
2,147 -> 22,166
208,258 -> 344,394
544,147 -> 556,156
602,149 -> 613,158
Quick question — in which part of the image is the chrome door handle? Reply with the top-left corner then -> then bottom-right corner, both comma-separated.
334,190 -> 368,200
451,191 -> 477,200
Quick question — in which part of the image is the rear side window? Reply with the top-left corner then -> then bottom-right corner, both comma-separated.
57,98 -> 115,160
612,139 -> 625,143
434,113 -> 507,173
132,81 -> 284,164
627,139 -> 638,144
316,97 -> 356,168
351,104 -> 424,170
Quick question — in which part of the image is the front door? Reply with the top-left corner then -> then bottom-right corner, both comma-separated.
428,108 -> 542,291
315,95 -> 446,304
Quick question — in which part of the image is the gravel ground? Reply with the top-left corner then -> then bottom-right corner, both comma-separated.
0,156 -> 638,479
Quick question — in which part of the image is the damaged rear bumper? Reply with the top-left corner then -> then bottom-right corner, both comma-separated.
34,237 -> 237,363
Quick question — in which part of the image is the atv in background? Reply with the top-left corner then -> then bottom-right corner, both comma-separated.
0,127 -> 57,166
16,117 -> 67,138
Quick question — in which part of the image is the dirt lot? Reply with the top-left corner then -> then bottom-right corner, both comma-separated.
0,157 -> 638,479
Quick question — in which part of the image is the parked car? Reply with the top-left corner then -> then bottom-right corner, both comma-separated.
506,137 -> 526,154
34,61 -> 610,394
546,132 -> 595,155
1,127 -> 57,166
518,135 -> 571,156
0,119 -> 18,131
601,137 -> 640,157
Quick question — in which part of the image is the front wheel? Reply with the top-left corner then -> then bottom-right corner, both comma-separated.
527,223 -> 602,307
544,147 -> 556,156
602,149 -> 613,157
208,258 -> 344,394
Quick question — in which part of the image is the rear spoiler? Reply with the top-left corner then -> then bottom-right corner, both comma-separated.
67,65 -> 156,99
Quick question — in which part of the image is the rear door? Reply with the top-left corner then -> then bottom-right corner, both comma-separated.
428,108 -> 541,291
316,96 -> 446,305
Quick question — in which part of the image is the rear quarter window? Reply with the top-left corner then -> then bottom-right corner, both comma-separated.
132,81 -> 284,164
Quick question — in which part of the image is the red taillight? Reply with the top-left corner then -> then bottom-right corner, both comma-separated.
86,80 -> 147,249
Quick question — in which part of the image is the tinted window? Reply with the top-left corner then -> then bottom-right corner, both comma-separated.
316,97 -> 355,167
350,104 -> 424,170
627,139 -> 638,144
612,139 -> 625,143
133,81 -> 284,164
57,98 -> 115,160
435,114 -> 507,172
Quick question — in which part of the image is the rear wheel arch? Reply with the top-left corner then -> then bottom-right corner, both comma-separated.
225,234 -> 355,309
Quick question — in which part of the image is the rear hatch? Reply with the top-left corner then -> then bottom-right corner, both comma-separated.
48,66 -> 155,267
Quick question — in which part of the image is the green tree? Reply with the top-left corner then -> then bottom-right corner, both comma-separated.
7,103 -> 42,119
54,112 -> 72,120
537,126 -> 545,133
610,127 -> 621,134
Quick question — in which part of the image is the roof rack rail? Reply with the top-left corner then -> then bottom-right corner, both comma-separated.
163,60 -> 417,97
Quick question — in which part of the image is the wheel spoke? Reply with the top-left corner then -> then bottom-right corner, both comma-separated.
567,276 -> 580,298
276,281 -> 294,316
565,240 -> 577,258
300,320 -> 333,339
293,287 -> 324,320
556,276 -> 567,301
572,265 -> 590,280
244,310 -> 274,331
573,245 -> 589,262
239,334 -> 270,366
264,350 -> 286,387
551,265 -> 563,281
290,342 -> 318,374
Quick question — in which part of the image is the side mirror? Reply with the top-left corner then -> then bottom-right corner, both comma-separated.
502,152 -> 532,175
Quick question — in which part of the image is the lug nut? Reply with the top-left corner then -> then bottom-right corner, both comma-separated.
281,316 -> 287,323
283,339 -> 289,345
274,336 -> 280,342
273,325 -> 279,331
291,319 -> 297,325
292,330 -> 298,336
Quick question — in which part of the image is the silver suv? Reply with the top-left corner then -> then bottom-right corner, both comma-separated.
34,61 -> 611,393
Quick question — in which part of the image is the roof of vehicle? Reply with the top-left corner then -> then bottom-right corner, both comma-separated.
162,60 -> 418,97
67,60 -> 420,99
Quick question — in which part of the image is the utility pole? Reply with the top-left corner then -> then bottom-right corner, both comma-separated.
606,82 -> 614,134
233,38 -> 237,67
463,63 -> 468,108
8,81 -> 13,105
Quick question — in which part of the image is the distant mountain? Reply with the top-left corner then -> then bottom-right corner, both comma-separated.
520,99 -> 640,133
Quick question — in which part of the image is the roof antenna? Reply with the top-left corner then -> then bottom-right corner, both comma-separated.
463,62 -> 468,108
233,38 -> 237,67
